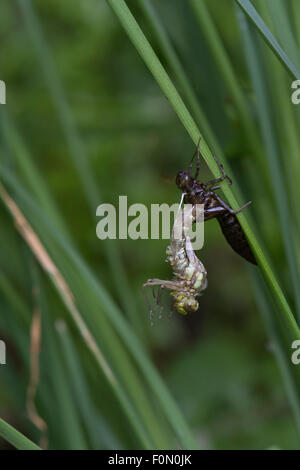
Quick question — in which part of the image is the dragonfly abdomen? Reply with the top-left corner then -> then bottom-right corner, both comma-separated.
217,212 -> 257,265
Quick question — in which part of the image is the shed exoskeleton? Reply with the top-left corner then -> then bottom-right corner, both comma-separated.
143,204 -> 207,322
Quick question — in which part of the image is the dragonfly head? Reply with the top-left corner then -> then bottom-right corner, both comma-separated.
176,170 -> 193,192
174,294 -> 199,315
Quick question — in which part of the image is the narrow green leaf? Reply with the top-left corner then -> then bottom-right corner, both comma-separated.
264,0 -> 300,72
0,167 -> 197,450
236,7 -> 300,322
16,0 -> 143,332
251,272 -> 300,438
0,112 -> 71,241
0,181 -> 154,449
290,0 -> 300,49
105,0 -> 299,342
56,320 -> 122,449
234,0 -> 300,80
137,0 -> 223,156
189,0 -> 266,175
0,417 -> 40,450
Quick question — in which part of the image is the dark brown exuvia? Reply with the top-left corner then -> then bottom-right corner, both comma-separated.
176,142 -> 257,265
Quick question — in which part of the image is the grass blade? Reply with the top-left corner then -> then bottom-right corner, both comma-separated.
0,167 -> 198,449
290,0 -> 300,49
257,0 -> 300,231
234,0 -> 300,80
16,0 -> 142,331
16,0 -> 99,210
137,0 -> 222,156
39,300 -> 88,450
250,272 -> 300,438
106,0 -> 299,341
0,182 -> 153,449
0,417 -> 40,450
56,320 -> 122,449
264,0 -> 300,72
189,0 -> 265,172
0,111 -> 71,241
236,7 -> 300,322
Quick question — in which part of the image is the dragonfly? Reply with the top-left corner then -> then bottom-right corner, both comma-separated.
143,202 -> 207,323
176,140 -> 257,265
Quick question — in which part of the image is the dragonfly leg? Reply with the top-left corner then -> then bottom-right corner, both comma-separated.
213,194 -> 252,215
189,137 -> 201,179
204,205 -> 227,221
204,176 -> 224,188
142,283 -> 154,326
204,155 -> 232,188
151,285 -> 163,319
211,153 -> 232,185
156,285 -> 164,319
143,279 -> 179,324
232,200 -> 252,214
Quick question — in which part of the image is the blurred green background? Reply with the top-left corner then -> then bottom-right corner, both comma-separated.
0,0 -> 300,450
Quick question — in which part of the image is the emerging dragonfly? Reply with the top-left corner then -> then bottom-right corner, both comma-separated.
143,202 -> 207,323
176,140 -> 257,265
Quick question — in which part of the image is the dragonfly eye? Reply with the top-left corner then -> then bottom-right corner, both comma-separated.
175,296 -> 199,315
186,297 -> 199,313
175,171 -> 190,191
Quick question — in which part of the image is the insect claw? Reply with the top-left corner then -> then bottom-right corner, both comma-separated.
189,137 -> 202,178
233,200 -> 252,214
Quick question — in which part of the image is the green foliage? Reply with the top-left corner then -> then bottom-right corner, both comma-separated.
0,418 -> 40,450
0,0 -> 300,450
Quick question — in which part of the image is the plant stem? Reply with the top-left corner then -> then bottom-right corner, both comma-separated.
0,417 -> 41,450
137,0 -> 222,156
106,0 -> 299,342
17,0 -> 143,333
189,0 -> 267,177
234,0 -> 300,80
236,6 -> 300,323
